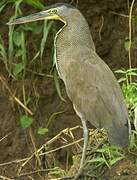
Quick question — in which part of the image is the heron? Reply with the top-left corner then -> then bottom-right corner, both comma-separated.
8,3 -> 131,179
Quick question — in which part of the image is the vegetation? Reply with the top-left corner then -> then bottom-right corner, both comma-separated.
0,0 -> 137,179
0,0 -> 64,131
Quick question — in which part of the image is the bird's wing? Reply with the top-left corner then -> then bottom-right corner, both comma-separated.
64,49 -> 130,146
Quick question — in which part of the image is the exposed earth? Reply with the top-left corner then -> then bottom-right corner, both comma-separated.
0,0 -> 137,179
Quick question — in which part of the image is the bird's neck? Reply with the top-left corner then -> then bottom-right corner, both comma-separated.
54,12 -> 95,79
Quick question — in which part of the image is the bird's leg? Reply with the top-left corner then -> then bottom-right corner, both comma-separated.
74,119 -> 89,180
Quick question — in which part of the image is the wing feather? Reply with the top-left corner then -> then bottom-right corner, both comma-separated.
63,49 -> 130,146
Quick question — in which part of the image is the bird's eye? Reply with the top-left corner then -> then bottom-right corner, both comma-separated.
51,9 -> 57,14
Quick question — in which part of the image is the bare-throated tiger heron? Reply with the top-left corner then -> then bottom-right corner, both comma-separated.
8,3 -> 131,179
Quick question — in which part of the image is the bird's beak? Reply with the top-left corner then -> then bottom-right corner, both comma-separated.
7,10 -> 64,25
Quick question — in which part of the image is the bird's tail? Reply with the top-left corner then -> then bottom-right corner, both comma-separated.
107,117 -> 131,147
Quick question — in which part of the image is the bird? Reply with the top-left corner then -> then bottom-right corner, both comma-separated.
8,3 -> 131,179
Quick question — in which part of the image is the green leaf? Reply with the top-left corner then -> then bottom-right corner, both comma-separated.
25,0 -> 44,10
117,77 -> 126,83
132,16 -> 137,25
135,159 -> 137,167
21,31 -> 27,76
31,51 -> 40,63
38,127 -> 48,135
0,1 -> 10,13
20,115 -> 33,129
13,63 -> 24,77
115,69 -> 126,74
46,110 -> 65,127
13,31 -> 22,47
124,40 -> 129,51
96,148 -> 107,153
128,72 -> 137,76
109,156 -> 124,166
23,23 -> 43,34
127,68 -> 137,72
40,20 -> 54,60
53,69 -> 66,102
88,157 -> 105,163
15,49 -> 23,57
0,4 -> 6,13
25,97 -> 32,106
129,131 -> 137,149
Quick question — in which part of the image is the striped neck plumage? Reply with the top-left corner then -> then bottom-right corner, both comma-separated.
53,21 -> 67,78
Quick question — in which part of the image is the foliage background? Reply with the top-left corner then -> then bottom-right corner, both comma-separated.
0,0 -> 137,179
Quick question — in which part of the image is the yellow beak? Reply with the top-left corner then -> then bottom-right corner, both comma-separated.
7,11 -> 64,25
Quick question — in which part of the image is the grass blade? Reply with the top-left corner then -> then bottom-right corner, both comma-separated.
53,69 -> 66,102
40,20 -> 54,61
25,0 -> 44,10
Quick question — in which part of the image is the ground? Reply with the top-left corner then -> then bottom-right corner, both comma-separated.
0,0 -> 137,179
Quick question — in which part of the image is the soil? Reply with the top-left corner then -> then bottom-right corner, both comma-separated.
0,0 -> 137,179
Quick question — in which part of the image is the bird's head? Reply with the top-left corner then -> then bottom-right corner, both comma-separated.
7,3 -> 76,26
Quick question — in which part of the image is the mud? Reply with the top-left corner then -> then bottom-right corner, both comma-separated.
0,0 -> 137,179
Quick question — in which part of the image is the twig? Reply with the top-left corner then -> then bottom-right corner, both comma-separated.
0,158 -> 28,166
14,169 -> 48,178
0,127 -> 80,167
14,96 -> 33,115
0,175 -> 13,180
128,0 -> 135,83
17,126 -> 81,174
110,11 -> 129,18
39,138 -> 83,156
0,126 -> 106,180
28,127 -> 42,166
99,16 -> 104,41
0,132 -> 12,143
0,75 -> 33,115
